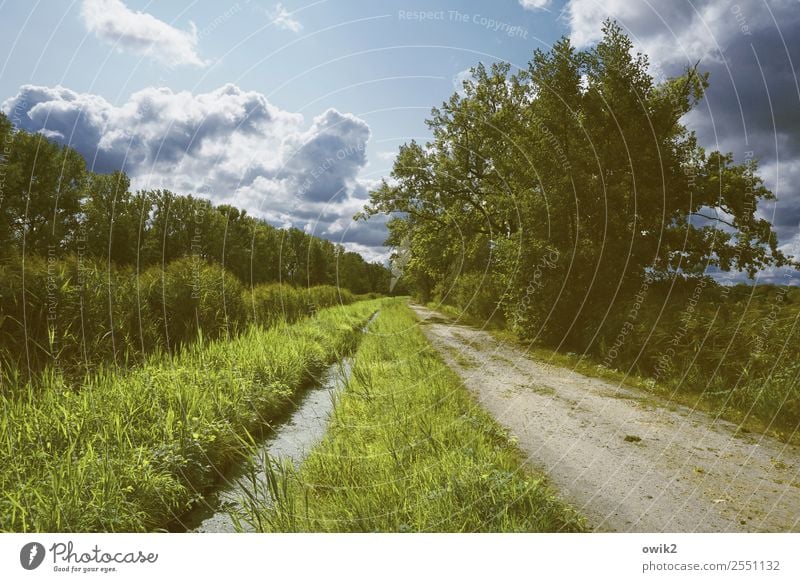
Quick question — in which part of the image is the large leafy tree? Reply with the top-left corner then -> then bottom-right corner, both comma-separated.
361,21 -> 791,344
1,117 -> 86,255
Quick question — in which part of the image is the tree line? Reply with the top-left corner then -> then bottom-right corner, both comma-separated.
0,110 -> 388,293
0,109 -> 389,379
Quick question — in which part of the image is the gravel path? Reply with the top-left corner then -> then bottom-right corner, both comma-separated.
412,305 -> 800,532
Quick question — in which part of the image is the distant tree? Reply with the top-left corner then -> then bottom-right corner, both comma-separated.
81,171 -> 142,265
0,113 -> 13,252
216,205 -> 255,284
0,112 -> 388,296
250,221 -> 281,284
142,191 -> 210,267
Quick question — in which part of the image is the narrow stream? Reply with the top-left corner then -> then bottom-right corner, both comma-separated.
170,313 -> 376,533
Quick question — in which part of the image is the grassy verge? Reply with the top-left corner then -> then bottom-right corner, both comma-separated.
235,300 -> 585,532
0,299 -> 383,532
426,302 -> 799,446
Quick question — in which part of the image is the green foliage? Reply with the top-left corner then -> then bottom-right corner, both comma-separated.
244,283 -> 354,328
0,300 -> 383,532
363,21 -> 793,341
0,253 -> 359,382
139,257 -> 247,352
0,111 -> 390,378
360,21 -> 799,432
433,271 -> 506,325
593,281 -> 800,432
0,126 -> 86,255
233,301 -> 585,532
0,109 -> 390,300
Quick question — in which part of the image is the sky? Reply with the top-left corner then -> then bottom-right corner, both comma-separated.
0,0 -> 798,282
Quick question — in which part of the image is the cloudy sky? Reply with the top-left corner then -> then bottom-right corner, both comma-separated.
0,0 -> 798,275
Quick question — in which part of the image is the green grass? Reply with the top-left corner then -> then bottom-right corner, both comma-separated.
233,300 -> 585,532
0,299 -> 384,532
0,255 -> 362,383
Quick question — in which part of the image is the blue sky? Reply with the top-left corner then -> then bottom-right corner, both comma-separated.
1,0 -> 799,281
0,1 -> 560,172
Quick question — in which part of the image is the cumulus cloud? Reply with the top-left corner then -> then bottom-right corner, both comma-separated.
81,0 -> 206,67
453,68 -> 474,94
1,83 -> 383,257
281,109 -> 370,202
566,0 -> 732,66
339,242 -> 390,264
268,3 -> 303,33
519,0 -> 551,11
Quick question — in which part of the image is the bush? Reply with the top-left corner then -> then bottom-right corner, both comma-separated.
434,272 -> 505,325
139,257 -> 247,351
0,253 -> 364,385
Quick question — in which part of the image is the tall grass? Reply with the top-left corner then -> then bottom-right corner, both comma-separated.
0,299 -> 382,532
434,280 -> 800,436
0,255 -> 357,384
234,301 -> 585,532
591,282 -> 800,434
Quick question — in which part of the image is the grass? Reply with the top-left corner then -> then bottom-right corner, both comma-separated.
0,255 -> 361,383
233,300 -> 585,532
0,299 -> 383,532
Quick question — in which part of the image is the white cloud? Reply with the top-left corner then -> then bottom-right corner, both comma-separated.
519,0 -> 551,10
563,0 -> 800,260
780,230 -> 800,261
80,0 -> 205,67
453,68 -> 474,94
2,83 -> 384,254
565,0 -> 800,69
339,242 -> 390,264
268,3 -> 303,33
565,0 -> 737,68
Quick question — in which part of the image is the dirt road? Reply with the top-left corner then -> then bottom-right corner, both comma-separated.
412,305 -> 800,532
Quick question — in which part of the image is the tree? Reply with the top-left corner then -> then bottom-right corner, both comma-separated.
1,123 -> 86,255
361,21 -> 792,345
81,171 -> 141,265
0,112 -> 388,298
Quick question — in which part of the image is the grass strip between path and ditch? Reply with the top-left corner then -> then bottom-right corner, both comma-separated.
235,300 -> 586,532
0,299 -> 384,533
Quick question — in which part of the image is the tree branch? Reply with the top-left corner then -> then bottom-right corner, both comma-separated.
690,212 -> 737,229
